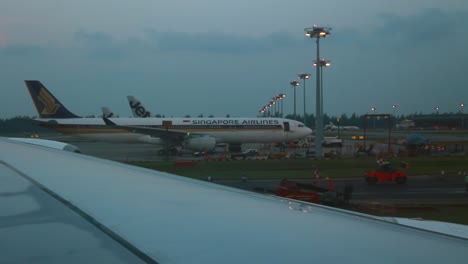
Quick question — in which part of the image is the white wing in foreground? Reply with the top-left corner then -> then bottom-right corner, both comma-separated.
1,138 -> 467,263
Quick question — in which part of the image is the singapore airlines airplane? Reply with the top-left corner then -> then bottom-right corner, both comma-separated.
1,137 -> 467,263
25,80 -> 312,151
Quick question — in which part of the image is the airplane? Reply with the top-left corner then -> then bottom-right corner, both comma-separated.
127,95 -> 151,117
101,106 -> 114,118
1,137 -> 467,262
24,80 -> 312,152
324,121 -> 360,131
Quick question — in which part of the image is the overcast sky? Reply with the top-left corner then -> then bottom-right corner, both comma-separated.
1,0 -> 467,120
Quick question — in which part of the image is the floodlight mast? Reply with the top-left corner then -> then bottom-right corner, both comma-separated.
278,93 -> 286,117
461,103 -> 465,129
305,25 -> 331,158
290,80 -> 300,120
313,59 -> 331,125
298,73 -> 310,126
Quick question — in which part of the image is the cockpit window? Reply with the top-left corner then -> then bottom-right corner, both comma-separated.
298,124 -> 304,127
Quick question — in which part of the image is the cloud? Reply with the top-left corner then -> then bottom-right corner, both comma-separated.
2,7 -> 467,118
147,30 -> 300,54
74,30 -> 151,59
0,44 -> 44,57
372,8 -> 468,46
70,29 -> 303,59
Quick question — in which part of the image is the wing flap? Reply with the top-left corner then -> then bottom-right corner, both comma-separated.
103,117 -> 188,140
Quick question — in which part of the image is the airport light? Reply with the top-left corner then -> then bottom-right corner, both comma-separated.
290,80 -> 300,120
305,25 -> 331,38
298,73 -> 311,126
313,59 -> 332,67
305,24 -> 332,158
392,104 -> 397,116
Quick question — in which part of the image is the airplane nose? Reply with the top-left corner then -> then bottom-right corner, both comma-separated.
305,127 -> 313,136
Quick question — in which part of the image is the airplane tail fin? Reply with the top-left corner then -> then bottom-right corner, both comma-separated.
101,107 -> 114,118
102,117 -> 116,125
127,95 -> 151,118
24,80 -> 81,118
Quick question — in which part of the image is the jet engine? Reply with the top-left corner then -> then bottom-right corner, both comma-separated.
137,135 -> 163,145
184,136 -> 216,151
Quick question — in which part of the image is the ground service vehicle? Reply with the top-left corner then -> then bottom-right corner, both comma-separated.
365,162 -> 407,185
276,179 -> 353,206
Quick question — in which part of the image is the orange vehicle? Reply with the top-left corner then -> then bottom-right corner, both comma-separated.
365,161 -> 407,185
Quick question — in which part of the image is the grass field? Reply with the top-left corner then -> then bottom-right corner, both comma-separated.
129,155 -> 468,180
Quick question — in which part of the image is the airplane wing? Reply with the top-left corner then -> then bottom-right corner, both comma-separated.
103,117 -> 190,141
1,137 -> 467,263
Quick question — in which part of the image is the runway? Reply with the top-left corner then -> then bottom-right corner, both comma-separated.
216,175 -> 468,202
55,139 -> 468,205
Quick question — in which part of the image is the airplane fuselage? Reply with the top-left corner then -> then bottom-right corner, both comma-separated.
36,117 -> 312,144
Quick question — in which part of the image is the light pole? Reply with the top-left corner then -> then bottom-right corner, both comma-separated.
461,103 -> 465,129
392,104 -> 397,116
273,97 -> 277,117
371,107 -> 376,129
278,93 -> 286,117
313,59 -> 331,123
290,80 -> 300,120
270,101 -> 276,117
336,117 -> 341,138
305,25 -> 331,158
298,73 -> 310,126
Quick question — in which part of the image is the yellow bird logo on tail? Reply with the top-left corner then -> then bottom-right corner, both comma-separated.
38,88 -> 60,115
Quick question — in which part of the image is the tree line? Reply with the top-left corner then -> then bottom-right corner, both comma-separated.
0,112 -> 466,134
